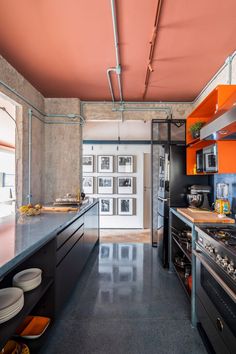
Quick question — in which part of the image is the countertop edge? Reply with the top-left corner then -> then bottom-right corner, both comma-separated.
0,199 -> 99,278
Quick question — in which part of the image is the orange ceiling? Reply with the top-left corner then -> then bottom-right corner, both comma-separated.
0,0 -> 236,102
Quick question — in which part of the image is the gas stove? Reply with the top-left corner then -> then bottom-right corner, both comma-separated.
202,226 -> 236,248
196,225 -> 236,281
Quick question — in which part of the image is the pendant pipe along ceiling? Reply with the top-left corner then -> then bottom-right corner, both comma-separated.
142,0 -> 163,100
105,0 -> 236,116
107,0 -> 123,104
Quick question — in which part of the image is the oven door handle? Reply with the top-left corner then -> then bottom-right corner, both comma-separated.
158,196 -> 168,202
193,250 -> 236,303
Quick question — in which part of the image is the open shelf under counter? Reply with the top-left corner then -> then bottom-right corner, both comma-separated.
0,277 -> 53,349
172,264 -> 191,301
172,236 -> 192,263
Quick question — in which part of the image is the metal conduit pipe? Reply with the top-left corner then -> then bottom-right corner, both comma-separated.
107,0 -> 123,103
107,68 -> 116,103
194,50 -> 236,103
82,50 -> 236,121
80,101 -> 176,118
112,106 -> 172,118
28,109 -> 32,203
226,51 -> 236,85
0,79 -> 85,125
110,0 -> 123,102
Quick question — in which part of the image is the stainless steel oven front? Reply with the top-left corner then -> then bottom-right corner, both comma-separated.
194,246 -> 236,354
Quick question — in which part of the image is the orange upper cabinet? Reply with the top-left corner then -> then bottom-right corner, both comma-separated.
186,85 -> 236,145
186,85 -> 236,175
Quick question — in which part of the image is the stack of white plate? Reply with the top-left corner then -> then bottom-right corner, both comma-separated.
13,268 -> 42,292
0,287 -> 24,324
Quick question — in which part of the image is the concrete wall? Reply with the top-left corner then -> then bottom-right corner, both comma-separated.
81,101 -> 193,121
43,98 -> 82,203
0,56 -> 45,206
0,56 -> 82,205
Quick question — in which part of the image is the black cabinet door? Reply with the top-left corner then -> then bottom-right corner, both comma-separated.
84,203 -> 99,262
56,235 -> 84,312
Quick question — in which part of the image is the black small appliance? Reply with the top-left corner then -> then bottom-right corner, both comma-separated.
156,145 -> 209,268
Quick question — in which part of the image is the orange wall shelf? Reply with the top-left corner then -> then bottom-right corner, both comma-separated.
189,85 -> 236,119
186,85 -> 236,175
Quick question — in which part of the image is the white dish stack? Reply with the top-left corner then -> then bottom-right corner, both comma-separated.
13,268 -> 42,292
0,288 -> 24,324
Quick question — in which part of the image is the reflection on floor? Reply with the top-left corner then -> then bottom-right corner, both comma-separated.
100,229 -> 151,243
41,244 -> 207,354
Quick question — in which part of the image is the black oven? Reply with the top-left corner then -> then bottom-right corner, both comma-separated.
194,247 -> 236,354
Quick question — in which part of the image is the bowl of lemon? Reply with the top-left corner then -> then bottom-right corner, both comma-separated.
18,204 -> 42,216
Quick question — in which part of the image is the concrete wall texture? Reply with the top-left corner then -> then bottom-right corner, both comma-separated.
44,98 -> 82,203
0,51 -> 235,205
0,56 -> 82,205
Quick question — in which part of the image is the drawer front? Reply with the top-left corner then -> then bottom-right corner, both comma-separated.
56,235 -> 84,312
56,224 -> 84,265
196,297 -> 230,354
57,216 -> 84,249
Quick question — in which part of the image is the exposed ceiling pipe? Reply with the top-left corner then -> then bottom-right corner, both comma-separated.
107,0 -> 123,104
143,0 -> 163,100
0,79 -> 85,125
112,105 -> 172,118
107,68 -> 116,103
192,50 -> 236,104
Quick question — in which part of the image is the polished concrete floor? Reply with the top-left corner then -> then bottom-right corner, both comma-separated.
41,244 -> 207,354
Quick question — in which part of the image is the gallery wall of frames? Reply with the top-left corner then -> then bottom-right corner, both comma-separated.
83,144 -> 150,228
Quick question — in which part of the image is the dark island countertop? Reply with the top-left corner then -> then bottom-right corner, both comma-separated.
0,199 -> 98,278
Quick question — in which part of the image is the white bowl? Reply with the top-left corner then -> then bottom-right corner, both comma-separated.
0,287 -> 24,312
13,268 -> 42,284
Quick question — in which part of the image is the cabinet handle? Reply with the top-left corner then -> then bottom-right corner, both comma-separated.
216,317 -> 224,332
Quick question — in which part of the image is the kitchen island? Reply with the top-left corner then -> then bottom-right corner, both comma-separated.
0,199 -> 99,351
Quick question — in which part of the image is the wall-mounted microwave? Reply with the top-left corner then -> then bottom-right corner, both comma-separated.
196,144 -> 218,173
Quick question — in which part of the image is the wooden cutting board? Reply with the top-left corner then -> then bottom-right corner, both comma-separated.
177,208 -> 235,224
42,206 -> 78,212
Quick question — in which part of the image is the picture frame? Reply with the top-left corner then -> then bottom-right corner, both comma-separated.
98,176 -> 113,194
118,198 -> 133,215
98,155 -> 113,173
100,198 -> 113,215
82,155 -> 93,173
118,177 -> 133,194
82,176 -> 93,194
118,155 -> 134,173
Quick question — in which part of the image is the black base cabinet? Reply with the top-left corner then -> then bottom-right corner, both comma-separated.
55,202 -> 99,313
0,201 -> 99,353
84,202 -> 99,262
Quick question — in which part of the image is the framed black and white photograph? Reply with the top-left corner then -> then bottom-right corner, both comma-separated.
118,155 -> 134,173
118,198 -> 133,215
100,198 -> 113,215
82,176 -> 93,194
98,155 -> 113,173
118,177 -> 133,194
98,177 -> 113,194
83,155 -> 93,173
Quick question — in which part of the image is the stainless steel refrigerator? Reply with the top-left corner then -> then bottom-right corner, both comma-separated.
155,144 -> 209,268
